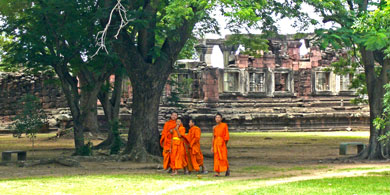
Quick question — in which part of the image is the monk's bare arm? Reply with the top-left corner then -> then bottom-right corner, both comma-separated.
210,137 -> 214,153
211,126 -> 216,153
225,125 -> 229,145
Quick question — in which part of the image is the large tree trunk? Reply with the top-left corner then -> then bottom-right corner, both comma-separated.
54,64 -> 105,155
79,75 -> 100,135
55,71 -> 85,155
107,0 -> 198,161
123,70 -> 168,161
359,48 -> 389,159
74,86 -> 102,155
95,72 -> 123,151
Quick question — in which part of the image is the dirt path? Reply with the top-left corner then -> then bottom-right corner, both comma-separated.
155,166 -> 390,194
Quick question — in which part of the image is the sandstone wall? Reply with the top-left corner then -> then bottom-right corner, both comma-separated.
155,97 -> 369,133
0,72 -> 67,117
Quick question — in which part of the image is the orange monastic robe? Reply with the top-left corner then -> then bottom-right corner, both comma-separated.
170,126 -> 188,170
160,120 -> 176,170
185,125 -> 204,171
213,122 -> 229,173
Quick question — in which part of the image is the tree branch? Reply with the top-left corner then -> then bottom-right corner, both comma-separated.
93,0 -> 134,58
347,0 -> 354,11
138,0 -> 159,61
155,6 -> 199,75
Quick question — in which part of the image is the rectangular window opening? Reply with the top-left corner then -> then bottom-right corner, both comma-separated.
275,73 -> 289,92
249,72 -> 265,92
224,72 -> 239,92
315,72 -> 330,91
340,74 -> 353,91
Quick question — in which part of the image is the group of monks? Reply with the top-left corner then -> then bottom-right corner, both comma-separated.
159,112 -> 230,176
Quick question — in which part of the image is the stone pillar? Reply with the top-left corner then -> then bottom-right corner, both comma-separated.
219,44 -> 238,68
204,45 -> 214,66
201,67 -> 219,102
195,44 -> 214,66
195,44 -> 207,62
270,40 -> 282,66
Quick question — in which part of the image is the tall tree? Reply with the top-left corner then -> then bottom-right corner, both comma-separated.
98,0 -> 306,161
362,1 -> 390,158
0,0 -> 117,155
304,0 -> 390,159
95,68 -> 124,152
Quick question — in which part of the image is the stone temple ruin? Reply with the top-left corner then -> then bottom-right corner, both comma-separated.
0,35 -> 369,133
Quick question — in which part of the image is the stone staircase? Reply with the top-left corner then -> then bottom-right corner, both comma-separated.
1,96 -> 367,134
155,96 -> 369,132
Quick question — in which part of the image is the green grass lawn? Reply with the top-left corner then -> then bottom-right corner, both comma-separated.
239,175 -> 390,195
1,172 -> 389,195
0,174 -> 216,195
0,131 -> 384,194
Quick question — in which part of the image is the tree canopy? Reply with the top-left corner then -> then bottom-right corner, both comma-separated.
97,0 -> 310,160
302,0 -> 390,159
0,0 -> 119,155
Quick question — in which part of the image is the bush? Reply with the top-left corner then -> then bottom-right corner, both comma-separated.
11,94 -> 48,154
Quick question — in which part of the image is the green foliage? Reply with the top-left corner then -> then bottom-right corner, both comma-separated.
178,36 -> 198,60
0,0 -> 117,81
110,0 -> 312,65
0,0 -> 121,154
0,34 -> 20,72
218,1 -> 313,58
178,77 -> 193,97
76,141 -> 93,156
305,0 -> 390,109
330,53 -> 368,104
374,83 -> 390,144
225,34 -> 269,58
315,28 -> 358,50
355,1 -> 390,148
12,94 -> 48,138
11,94 -> 48,153
309,0 -> 390,61
165,74 -> 192,108
353,1 -> 390,56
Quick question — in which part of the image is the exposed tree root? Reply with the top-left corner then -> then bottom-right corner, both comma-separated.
120,148 -> 162,163
17,157 -> 81,167
93,137 -> 126,150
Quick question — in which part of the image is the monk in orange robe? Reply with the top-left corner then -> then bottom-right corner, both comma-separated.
170,118 -> 188,175
185,118 -> 207,173
160,112 -> 177,171
211,113 -> 230,176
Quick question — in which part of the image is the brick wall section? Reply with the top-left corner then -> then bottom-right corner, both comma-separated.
310,46 -> 322,67
191,71 -> 202,99
262,53 -> 275,69
201,67 -> 219,102
294,69 -> 312,97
